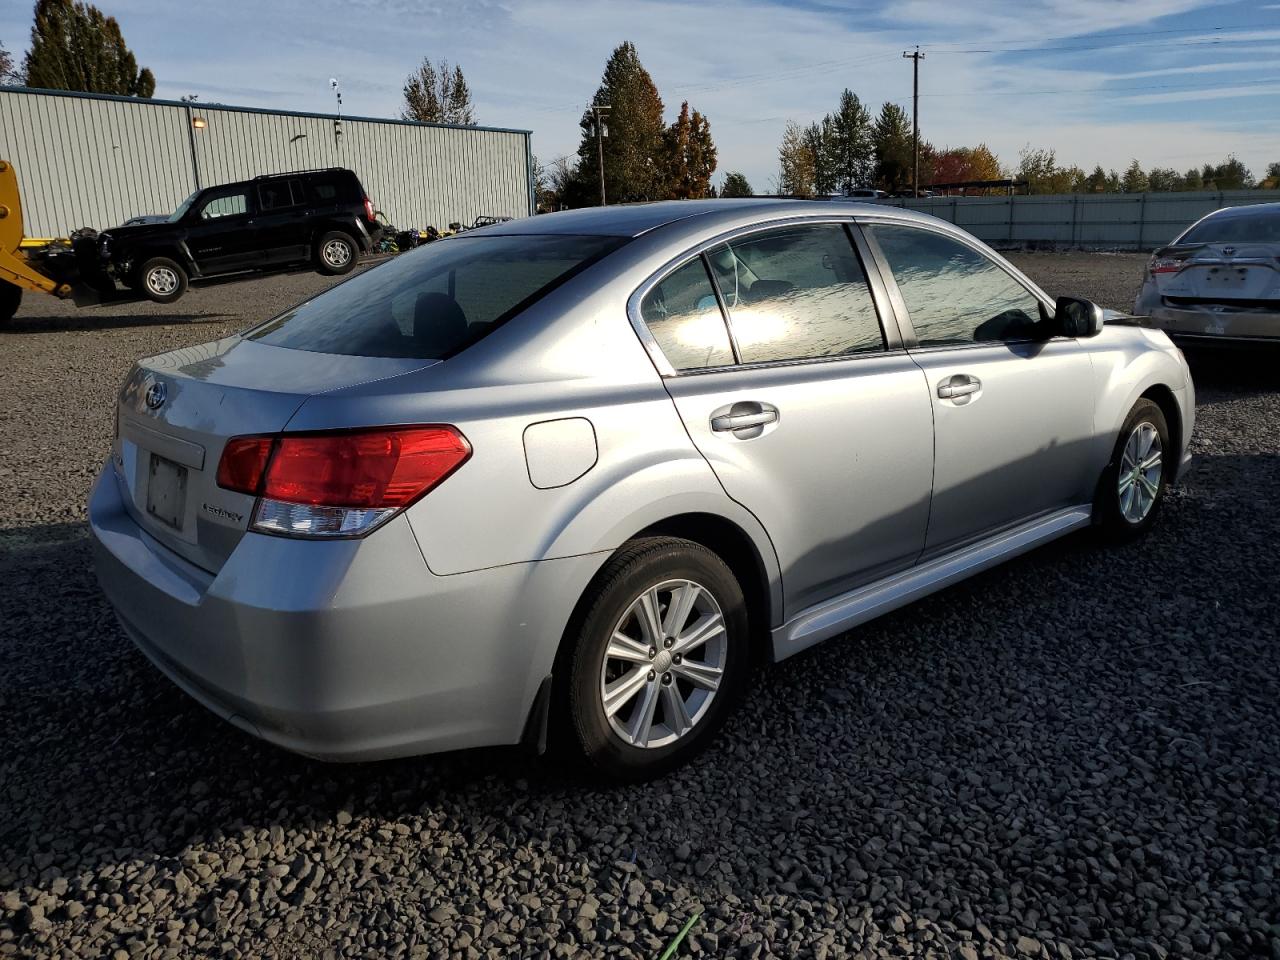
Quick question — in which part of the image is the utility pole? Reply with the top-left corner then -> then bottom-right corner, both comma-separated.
589,104 -> 611,205
330,78 -> 343,156
902,47 -> 925,197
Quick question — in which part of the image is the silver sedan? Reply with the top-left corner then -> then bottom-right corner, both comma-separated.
1135,201 -> 1280,345
90,200 -> 1194,780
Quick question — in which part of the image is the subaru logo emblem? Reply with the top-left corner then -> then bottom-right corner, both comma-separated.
144,381 -> 167,410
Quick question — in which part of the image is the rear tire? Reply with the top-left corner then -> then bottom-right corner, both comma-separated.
0,280 -> 20,323
1098,399 -> 1170,540
315,231 -> 357,275
139,257 -> 188,304
565,537 -> 749,782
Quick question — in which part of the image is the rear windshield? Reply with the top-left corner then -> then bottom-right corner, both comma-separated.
248,234 -> 623,358
1180,208 -> 1280,244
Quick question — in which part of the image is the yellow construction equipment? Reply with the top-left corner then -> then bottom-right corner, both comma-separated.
0,159 -> 85,323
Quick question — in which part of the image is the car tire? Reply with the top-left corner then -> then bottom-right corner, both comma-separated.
138,257 -> 188,304
1098,398 -> 1170,540
0,280 -> 21,323
315,231 -> 358,275
565,537 -> 749,782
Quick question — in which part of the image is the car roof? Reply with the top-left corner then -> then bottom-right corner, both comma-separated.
476,198 -> 944,238
1202,201 -> 1280,221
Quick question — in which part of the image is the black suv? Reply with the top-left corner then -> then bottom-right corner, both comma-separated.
96,168 -> 382,304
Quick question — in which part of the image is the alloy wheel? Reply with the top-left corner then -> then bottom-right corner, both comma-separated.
599,579 -> 727,749
146,267 -> 178,296
1118,421 -> 1163,523
323,239 -> 352,267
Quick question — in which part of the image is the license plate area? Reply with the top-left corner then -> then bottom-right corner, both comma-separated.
146,454 -> 188,530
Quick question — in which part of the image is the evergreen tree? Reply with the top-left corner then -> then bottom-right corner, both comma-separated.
1121,159 -> 1148,193
1182,168 -> 1204,191
803,120 -> 834,195
871,102 -> 912,193
1104,169 -> 1122,193
826,89 -> 874,193
1086,165 -> 1108,193
23,0 -> 154,96
569,42 -> 666,205
402,58 -> 476,125
721,171 -> 753,197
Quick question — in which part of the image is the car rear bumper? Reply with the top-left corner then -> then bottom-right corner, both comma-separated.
1144,303 -> 1280,343
88,460 -> 597,761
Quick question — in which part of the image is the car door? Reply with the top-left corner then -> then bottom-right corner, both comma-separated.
863,220 -> 1097,556
184,185 -> 260,274
634,221 -> 935,620
253,178 -> 311,265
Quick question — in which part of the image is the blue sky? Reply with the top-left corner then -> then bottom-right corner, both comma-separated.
3,0 -> 1278,190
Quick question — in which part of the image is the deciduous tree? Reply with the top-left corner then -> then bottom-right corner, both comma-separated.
0,40 -> 17,83
402,58 -> 476,125
778,120 -> 816,197
1147,167 -> 1180,192
23,0 -> 154,97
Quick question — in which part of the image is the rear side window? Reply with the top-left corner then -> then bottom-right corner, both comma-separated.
307,173 -> 355,203
871,225 -> 1046,346
259,179 -> 303,210
1180,208 -> 1280,244
639,258 -> 735,371
249,235 -> 623,359
707,224 -> 885,363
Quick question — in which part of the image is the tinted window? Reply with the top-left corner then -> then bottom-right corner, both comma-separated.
259,179 -> 302,211
249,234 -> 622,359
639,258 -> 735,371
1180,208 -> 1280,243
872,225 -> 1046,346
197,190 -> 248,220
707,224 -> 884,363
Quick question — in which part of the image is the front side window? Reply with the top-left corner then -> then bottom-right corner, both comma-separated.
250,234 -> 623,359
707,223 -> 885,364
871,225 -> 1046,346
639,258 -> 735,371
197,190 -> 249,220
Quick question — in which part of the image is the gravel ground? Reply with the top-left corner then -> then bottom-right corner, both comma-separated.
3,252 -> 1279,959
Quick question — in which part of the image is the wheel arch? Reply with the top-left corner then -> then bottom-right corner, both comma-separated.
1139,382 -> 1182,480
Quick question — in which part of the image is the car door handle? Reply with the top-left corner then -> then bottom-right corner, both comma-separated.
711,409 -> 778,432
937,375 -> 981,399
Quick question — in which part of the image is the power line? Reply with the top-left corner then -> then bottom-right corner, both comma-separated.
918,75 -> 1280,98
924,23 -> 1261,50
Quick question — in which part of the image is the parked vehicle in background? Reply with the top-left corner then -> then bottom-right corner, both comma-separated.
96,168 -> 382,304
90,199 -> 1194,780
1134,202 -> 1280,346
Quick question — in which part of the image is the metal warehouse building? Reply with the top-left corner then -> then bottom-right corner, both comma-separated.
0,86 -> 534,238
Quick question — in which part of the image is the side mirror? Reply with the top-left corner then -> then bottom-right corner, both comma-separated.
1054,296 -> 1104,338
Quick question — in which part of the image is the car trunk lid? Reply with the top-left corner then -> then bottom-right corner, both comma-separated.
1154,242 -> 1280,303
115,336 -> 437,573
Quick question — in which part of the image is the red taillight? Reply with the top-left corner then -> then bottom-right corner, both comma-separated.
1149,256 -> 1183,276
216,437 -> 273,494
363,197 -> 375,221
215,427 -> 470,536
264,427 -> 470,508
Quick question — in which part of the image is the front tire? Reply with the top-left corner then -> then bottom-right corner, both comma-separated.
0,280 -> 21,323
566,537 -> 749,782
138,257 -> 188,304
315,231 -> 357,275
1098,399 -> 1170,539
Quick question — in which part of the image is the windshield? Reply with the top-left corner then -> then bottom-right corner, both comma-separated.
247,234 -> 625,359
1180,207 -> 1280,244
167,192 -> 199,223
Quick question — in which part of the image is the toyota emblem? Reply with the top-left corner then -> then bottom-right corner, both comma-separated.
144,380 -> 167,410
1222,246 -> 1236,256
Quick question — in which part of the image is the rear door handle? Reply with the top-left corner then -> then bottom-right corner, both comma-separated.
711,410 -> 778,431
937,374 -> 981,399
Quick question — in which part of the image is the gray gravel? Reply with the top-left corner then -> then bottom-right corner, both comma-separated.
3,252 -> 1280,959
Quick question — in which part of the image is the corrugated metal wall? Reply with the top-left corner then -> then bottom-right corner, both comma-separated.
0,86 -> 534,237
877,190 -> 1279,250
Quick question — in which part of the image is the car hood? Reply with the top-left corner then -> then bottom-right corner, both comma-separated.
102,220 -> 176,240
